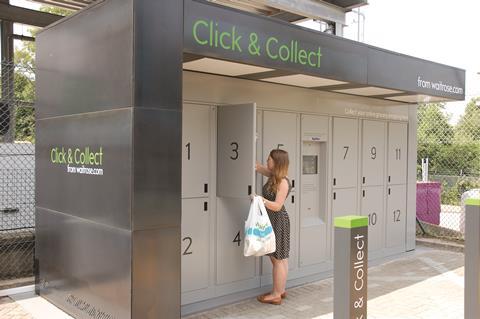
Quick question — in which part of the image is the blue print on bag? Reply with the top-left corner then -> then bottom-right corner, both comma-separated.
245,225 -> 273,238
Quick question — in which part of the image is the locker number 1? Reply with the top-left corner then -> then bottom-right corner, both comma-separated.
186,142 -> 191,160
343,146 -> 349,160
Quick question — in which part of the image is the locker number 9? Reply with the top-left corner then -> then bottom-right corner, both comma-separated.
370,147 -> 377,159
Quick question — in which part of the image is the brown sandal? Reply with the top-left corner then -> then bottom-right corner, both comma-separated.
257,294 -> 282,305
259,292 -> 287,299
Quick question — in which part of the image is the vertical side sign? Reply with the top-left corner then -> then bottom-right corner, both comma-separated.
217,103 -> 256,198
334,216 -> 368,319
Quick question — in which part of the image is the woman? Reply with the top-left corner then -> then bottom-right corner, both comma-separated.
255,149 -> 291,305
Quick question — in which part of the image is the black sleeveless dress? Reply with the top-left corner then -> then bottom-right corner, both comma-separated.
262,177 -> 291,260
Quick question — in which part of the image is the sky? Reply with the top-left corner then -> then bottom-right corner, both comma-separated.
10,0 -> 480,124
346,0 -> 480,124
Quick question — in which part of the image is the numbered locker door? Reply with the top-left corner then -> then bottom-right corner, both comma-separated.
360,186 -> 384,255
362,120 -> 385,187
217,103 -> 256,198
216,103 -> 256,285
332,118 -> 358,188
182,198 -> 210,292
386,185 -> 407,249
182,104 -> 211,198
388,122 -> 408,185
263,111 -> 298,191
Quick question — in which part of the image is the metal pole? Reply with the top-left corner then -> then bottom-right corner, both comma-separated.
465,199 -> 480,319
334,215 -> 368,319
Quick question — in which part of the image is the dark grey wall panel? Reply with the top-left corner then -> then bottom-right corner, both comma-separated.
36,0 -> 134,119
36,208 -> 131,319
36,109 -> 133,230
132,227 -> 181,319
133,0 -> 183,109
132,108 -> 181,230
184,0 -> 465,101
367,48 -> 465,100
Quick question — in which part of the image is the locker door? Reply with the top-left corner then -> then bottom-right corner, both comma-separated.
181,198 -> 210,292
386,184 -> 407,249
182,104 -> 211,198
332,188 -> 358,220
263,111 -> 298,191
362,120 -> 385,187
388,122 -> 408,185
216,198 -> 255,284
217,103 -> 256,198
262,193 -> 297,274
360,186 -> 384,254
332,118 -> 358,188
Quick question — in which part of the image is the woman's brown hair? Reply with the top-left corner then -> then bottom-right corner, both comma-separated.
267,149 -> 289,193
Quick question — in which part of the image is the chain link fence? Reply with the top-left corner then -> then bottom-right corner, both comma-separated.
0,60 -> 36,290
417,101 -> 480,241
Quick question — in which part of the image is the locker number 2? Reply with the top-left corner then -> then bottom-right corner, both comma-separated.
393,210 -> 401,222
230,142 -> 239,160
182,237 -> 193,255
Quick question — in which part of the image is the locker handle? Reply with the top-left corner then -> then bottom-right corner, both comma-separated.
204,201 -> 208,211
204,183 -> 208,193
291,195 -> 295,204
363,177 -> 365,184
333,192 -> 336,200
362,190 -> 365,198
388,176 -> 391,183
333,178 -> 336,186
388,188 -> 391,195
292,180 -> 295,188
248,185 -> 252,196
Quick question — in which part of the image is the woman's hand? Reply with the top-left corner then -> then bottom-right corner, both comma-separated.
255,162 -> 272,177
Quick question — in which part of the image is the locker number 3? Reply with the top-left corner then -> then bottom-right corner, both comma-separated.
230,142 -> 239,160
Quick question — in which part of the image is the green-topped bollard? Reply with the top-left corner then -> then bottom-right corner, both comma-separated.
465,198 -> 480,319
334,215 -> 368,319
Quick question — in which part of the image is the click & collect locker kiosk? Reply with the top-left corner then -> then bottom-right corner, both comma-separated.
36,0 -> 465,317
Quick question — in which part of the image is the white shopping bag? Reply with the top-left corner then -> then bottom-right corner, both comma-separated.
244,196 -> 276,257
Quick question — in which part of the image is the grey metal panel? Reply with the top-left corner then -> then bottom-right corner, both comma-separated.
132,108 -> 182,230
184,0 -> 368,84
133,0 -> 183,110
368,48 -> 465,100
35,109 -> 133,230
36,0 -> 134,119
387,122 -> 408,185
361,120 -> 385,187
360,185 -> 384,254
132,227 -> 181,319
385,184 -> 407,249
36,207 -> 131,319
332,118 -> 358,189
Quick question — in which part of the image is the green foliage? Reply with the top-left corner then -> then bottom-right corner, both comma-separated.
8,5 -> 69,142
417,103 -> 454,145
454,97 -> 480,143
440,178 -> 480,205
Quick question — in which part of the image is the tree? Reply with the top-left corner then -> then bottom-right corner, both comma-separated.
454,97 -> 480,143
417,103 -> 454,145
10,6 -> 73,142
